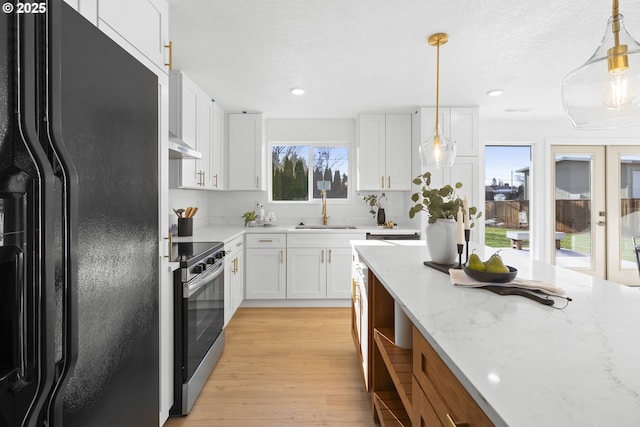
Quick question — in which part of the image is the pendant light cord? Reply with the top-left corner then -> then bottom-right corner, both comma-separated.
435,40 -> 440,131
612,0 -> 621,46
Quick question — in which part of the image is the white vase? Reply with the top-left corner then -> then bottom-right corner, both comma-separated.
425,218 -> 457,265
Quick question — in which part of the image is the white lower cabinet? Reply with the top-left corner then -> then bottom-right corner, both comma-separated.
286,233 -> 364,299
245,234 -> 287,299
224,235 -> 244,325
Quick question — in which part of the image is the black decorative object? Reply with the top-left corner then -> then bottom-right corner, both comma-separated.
423,261 -> 460,273
377,208 -> 386,225
462,265 -> 518,283
464,229 -> 470,264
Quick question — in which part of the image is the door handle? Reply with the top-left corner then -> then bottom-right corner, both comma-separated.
597,221 -> 606,226
164,233 -> 173,259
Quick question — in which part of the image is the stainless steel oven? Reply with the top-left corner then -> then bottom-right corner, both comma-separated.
170,242 -> 225,416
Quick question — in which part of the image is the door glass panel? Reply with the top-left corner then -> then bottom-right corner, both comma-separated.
484,146 -> 531,251
619,155 -> 640,269
554,154 -> 592,269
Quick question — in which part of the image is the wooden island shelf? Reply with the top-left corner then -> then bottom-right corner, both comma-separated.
372,328 -> 413,426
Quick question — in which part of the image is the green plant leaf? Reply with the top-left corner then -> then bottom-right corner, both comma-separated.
455,182 -> 463,189
411,193 -> 419,202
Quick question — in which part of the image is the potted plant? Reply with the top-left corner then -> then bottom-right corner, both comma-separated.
408,172 -> 481,264
359,193 -> 387,225
242,210 -> 257,226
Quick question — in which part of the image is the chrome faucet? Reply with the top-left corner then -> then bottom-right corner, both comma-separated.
321,190 -> 329,225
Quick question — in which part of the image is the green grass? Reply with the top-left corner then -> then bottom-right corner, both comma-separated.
485,227 -> 518,248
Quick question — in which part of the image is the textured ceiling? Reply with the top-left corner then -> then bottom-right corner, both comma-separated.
167,0 -> 640,120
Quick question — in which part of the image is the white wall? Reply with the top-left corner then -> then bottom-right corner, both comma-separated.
169,118 -> 416,229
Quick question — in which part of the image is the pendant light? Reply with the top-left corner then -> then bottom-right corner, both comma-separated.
420,33 -> 456,168
561,0 -> 640,129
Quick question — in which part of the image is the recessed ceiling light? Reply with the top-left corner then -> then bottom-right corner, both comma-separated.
290,87 -> 305,96
486,89 -> 504,97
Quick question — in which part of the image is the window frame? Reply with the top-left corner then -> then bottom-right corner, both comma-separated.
268,140 -> 352,204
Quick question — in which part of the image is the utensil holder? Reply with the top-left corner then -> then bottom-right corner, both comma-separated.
178,218 -> 193,236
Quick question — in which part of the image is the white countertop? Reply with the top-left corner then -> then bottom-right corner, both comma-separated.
172,223 -> 421,243
354,244 -> 640,427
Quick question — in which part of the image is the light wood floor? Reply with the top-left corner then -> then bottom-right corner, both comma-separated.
164,307 -> 376,427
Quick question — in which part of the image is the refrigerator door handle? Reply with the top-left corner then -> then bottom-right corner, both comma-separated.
41,2 -> 80,425
15,10 -> 58,426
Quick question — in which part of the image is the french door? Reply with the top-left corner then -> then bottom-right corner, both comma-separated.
551,145 -> 640,285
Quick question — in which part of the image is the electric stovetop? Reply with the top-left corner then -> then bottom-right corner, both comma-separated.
170,241 -> 223,267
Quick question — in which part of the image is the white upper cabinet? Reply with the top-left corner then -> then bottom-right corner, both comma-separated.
421,107 -> 479,157
97,0 -> 170,73
417,106 -> 480,223
227,113 -> 264,191
169,71 -> 219,190
64,0 -> 170,74
357,114 -> 412,191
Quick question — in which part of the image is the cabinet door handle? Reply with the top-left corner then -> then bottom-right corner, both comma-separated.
321,249 -> 325,264
445,414 -> 468,427
214,174 -> 218,188
258,239 -> 273,243
163,233 -> 173,259
280,249 -> 284,264
388,176 -> 391,189
329,249 -> 332,263
381,176 -> 384,189
256,176 -> 259,189
164,40 -> 173,69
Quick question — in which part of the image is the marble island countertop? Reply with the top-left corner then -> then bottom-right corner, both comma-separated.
354,243 -> 640,427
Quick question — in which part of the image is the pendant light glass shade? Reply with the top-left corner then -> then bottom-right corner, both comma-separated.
419,124 -> 456,168
562,9 -> 640,129
420,33 -> 456,168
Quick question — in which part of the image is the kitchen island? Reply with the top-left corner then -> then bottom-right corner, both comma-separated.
355,244 -> 640,426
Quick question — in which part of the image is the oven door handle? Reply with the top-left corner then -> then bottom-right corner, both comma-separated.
184,263 -> 224,298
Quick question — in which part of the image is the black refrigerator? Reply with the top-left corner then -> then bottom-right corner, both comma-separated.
0,1 -> 159,426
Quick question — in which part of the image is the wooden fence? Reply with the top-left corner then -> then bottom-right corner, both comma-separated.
486,199 -> 640,233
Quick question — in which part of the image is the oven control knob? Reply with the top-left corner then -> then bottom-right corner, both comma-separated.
206,257 -> 216,264
193,263 -> 207,274
215,251 -> 225,260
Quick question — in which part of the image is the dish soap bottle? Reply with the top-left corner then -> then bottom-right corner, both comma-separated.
259,205 -> 265,222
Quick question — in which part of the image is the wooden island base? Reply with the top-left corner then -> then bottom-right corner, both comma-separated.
359,270 -> 494,427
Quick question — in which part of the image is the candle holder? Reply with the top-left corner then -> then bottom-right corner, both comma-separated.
457,243 -> 464,268
464,229 -> 470,264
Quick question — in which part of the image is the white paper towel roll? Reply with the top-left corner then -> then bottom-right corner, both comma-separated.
394,301 -> 413,349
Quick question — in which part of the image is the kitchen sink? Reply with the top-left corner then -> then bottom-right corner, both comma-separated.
294,225 -> 358,230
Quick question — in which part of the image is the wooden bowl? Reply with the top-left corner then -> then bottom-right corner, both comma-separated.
463,265 -> 517,283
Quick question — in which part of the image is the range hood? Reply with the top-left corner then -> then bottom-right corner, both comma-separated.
168,133 -> 202,159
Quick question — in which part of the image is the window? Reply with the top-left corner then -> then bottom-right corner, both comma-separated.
271,143 -> 349,202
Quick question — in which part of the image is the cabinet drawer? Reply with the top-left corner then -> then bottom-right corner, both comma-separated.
224,235 -> 244,257
287,233 -> 364,248
412,378 -> 442,427
412,327 -> 493,427
245,233 -> 286,248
